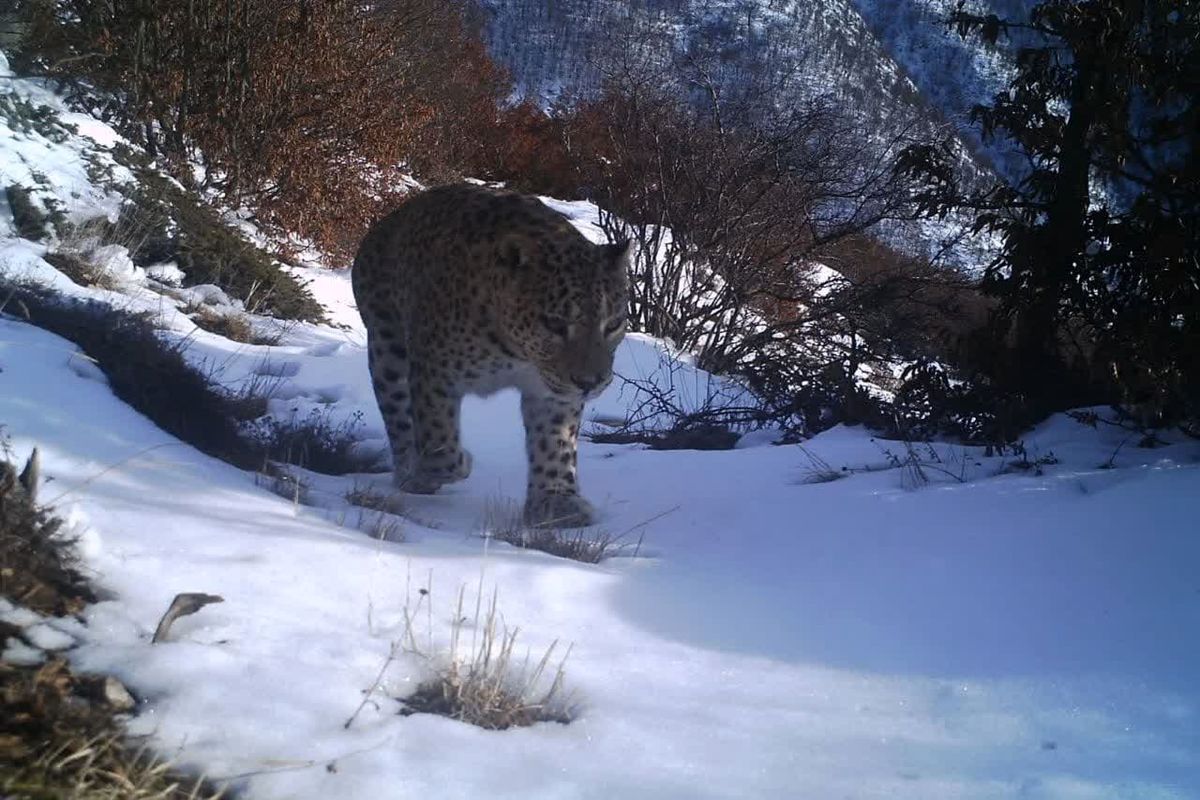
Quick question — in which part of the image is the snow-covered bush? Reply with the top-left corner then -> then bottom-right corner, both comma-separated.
244,408 -> 377,476
4,184 -> 52,241
114,162 -> 325,322
0,284 -> 261,468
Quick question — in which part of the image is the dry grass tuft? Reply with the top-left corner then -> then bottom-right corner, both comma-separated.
189,307 -> 279,346
350,508 -> 404,542
0,660 -> 224,799
400,585 -> 574,730
478,498 -> 640,564
42,250 -> 120,291
254,462 -> 309,507
42,212 -> 165,291
796,446 -> 848,485
245,408 -> 378,476
344,483 -> 392,512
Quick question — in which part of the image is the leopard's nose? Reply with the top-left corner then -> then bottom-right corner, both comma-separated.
571,374 -> 604,394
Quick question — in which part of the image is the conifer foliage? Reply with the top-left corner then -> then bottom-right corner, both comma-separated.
901,0 -> 1199,426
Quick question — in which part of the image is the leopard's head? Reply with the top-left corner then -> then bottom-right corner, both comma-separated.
496,232 -> 631,399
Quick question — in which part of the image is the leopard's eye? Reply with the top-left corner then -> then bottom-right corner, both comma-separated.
540,314 -> 570,338
603,317 -> 625,337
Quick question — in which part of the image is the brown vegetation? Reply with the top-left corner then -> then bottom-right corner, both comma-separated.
18,0 -> 510,256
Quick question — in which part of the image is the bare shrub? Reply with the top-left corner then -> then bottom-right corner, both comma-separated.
22,0 -> 510,256
560,55 -> 975,436
469,101 -> 582,198
875,439 -> 971,490
587,352 -> 766,448
244,408 -> 376,476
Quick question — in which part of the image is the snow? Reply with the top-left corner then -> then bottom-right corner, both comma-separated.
24,622 -> 76,651
2,52 -> 1199,800
2,638 -> 46,666
1,603 -> 43,628
3,305 -> 1199,798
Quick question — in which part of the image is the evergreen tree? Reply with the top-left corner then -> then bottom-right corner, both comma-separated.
902,0 -> 1199,424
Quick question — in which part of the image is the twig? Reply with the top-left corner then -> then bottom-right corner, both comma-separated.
44,442 -> 187,506
208,739 -> 392,782
343,640 -> 400,729
152,593 -> 225,643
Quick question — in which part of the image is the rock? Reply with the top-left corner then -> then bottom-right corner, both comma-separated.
100,676 -> 137,711
80,675 -> 137,712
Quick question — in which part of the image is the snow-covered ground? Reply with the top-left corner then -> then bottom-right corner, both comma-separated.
3,49 -> 1200,800
4,305 -> 1199,799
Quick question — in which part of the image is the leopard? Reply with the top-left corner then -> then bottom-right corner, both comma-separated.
351,183 -> 630,528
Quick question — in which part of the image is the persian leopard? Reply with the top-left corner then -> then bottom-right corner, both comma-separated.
352,183 -> 630,528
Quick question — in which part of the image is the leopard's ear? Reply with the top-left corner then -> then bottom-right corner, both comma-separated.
497,233 -> 535,270
600,239 -> 633,271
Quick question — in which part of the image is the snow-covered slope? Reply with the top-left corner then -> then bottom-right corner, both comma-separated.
482,0 -> 933,124
482,0 -> 1049,188
850,0 -> 1040,180
3,50 -> 1200,800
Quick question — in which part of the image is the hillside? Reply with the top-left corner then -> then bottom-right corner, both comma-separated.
476,0 -> 1021,263
2,47 -> 1200,800
482,0 -> 918,106
478,0 -> 1023,176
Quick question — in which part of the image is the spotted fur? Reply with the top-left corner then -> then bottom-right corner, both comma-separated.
352,184 -> 630,527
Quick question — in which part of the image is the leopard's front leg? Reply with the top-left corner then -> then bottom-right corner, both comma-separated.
403,357 -> 473,494
521,393 -> 593,527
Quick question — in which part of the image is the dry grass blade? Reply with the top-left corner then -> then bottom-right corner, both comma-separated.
796,445 -> 847,484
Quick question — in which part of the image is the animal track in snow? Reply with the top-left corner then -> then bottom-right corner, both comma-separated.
304,341 -> 345,357
252,357 -> 302,378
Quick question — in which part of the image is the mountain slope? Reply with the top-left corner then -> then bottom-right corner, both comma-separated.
480,0 -> 1042,183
